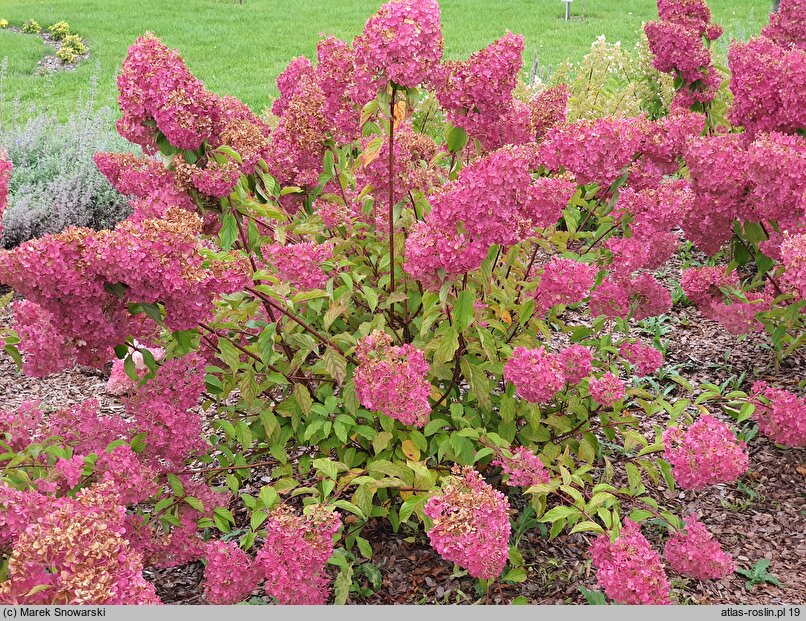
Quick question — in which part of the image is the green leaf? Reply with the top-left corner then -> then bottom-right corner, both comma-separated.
504,567 -> 528,583
259,485 -> 279,510
628,509 -> 655,522
251,510 -> 268,530
569,520 -> 604,535
363,286 -> 379,313
332,500 -> 366,519
433,327 -> 459,365
453,288 -> 475,333
445,125 -> 469,153
399,495 -> 427,522
356,536 -> 373,559
218,212 -> 239,250
333,562 -> 354,605
353,483 -> 376,516
323,347 -> 348,385
184,496 -> 205,512
214,507 -> 236,524
172,329 -> 197,355
625,463 -> 642,491
166,473 -> 184,496
372,431 -> 393,454
538,505 -> 579,523
313,457 -> 338,480
578,586 -> 608,605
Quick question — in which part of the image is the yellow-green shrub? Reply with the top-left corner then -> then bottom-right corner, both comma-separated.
61,34 -> 86,55
21,19 -> 41,34
48,21 -> 70,40
56,46 -> 78,64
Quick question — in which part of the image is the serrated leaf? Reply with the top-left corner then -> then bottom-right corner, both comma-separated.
323,347 -> 347,385
569,520 -> 604,535
218,212 -> 239,250
539,505 -> 579,523
453,289 -> 475,333
184,496 -> 205,512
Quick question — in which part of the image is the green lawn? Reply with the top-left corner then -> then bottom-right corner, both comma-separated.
1,0 -> 770,121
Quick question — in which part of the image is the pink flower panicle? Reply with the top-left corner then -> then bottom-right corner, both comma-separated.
0,208 -> 247,375
123,353 -> 207,468
256,505 -> 341,605
530,84 -> 569,141
750,382 -> 806,447
403,220 -> 488,290
645,20 -> 711,82
265,241 -> 333,291
558,345 -> 594,385
494,447 -> 550,488
0,400 -> 43,451
728,36 -> 806,136
746,132 -> 806,232
354,330 -> 431,427
107,343 -> 166,396
640,111 -> 706,167
355,0 -> 443,88
273,56 -> 315,117
662,414 -> 749,489
503,347 -> 565,404
524,176 -> 577,229
315,36 -> 368,143
589,372 -> 626,407
426,146 -> 537,249
117,33 -> 217,152
433,33 -> 529,150
761,0 -> 806,50
84,209 -> 248,332
405,146 -> 552,288
644,0 -> 723,109
266,75 -> 330,191
532,257 -> 598,316
590,519 -> 671,605
681,267 -> 768,335
0,483 -> 161,605
356,121 -> 442,207
45,399 -> 129,456
664,514 -> 735,580
781,232 -> 806,300
95,444 -> 158,506
93,152 -> 194,213
53,455 -> 86,491
620,340 -> 664,375
0,484 -> 46,548
538,117 -> 645,187
203,541 -> 259,604
433,32 -> 523,118
424,467 -> 511,580
589,274 -> 672,321
116,34 -> 270,198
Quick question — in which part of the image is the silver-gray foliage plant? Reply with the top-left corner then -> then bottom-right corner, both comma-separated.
0,71 -> 132,248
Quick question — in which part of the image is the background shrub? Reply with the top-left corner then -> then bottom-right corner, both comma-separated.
21,19 -> 40,34
0,90 -> 131,248
47,21 -> 71,41
61,33 -> 86,55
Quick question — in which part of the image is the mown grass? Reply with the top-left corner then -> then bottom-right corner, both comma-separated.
0,0 -> 769,120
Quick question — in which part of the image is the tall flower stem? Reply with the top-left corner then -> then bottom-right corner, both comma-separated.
388,84 -> 398,331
